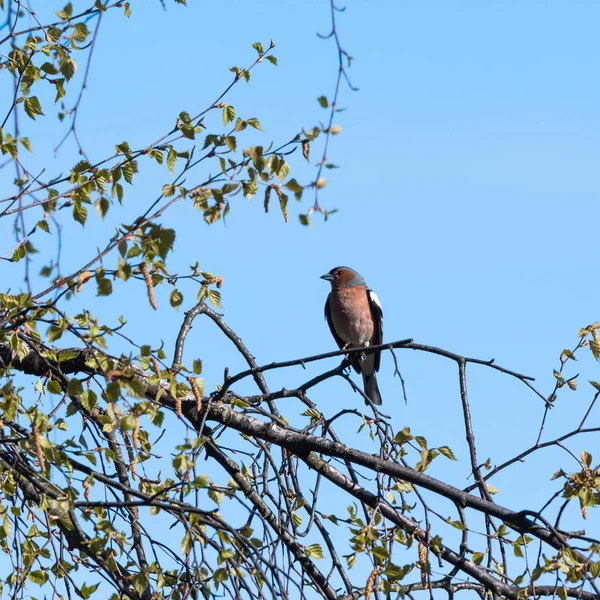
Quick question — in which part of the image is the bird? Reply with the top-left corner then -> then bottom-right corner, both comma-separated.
320,266 -> 384,405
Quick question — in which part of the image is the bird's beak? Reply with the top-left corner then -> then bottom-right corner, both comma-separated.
320,273 -> 334,281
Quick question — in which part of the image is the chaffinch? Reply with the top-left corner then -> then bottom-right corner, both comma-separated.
321,266 -> 384,405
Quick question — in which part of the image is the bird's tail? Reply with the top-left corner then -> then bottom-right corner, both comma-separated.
362,372 -> 382,405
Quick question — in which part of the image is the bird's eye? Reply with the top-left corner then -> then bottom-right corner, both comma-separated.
336,270 -> 343,276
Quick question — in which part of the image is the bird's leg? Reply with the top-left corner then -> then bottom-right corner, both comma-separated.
340,343 -> 354,372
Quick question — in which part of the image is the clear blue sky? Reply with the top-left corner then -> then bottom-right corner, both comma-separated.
2,0 -> 599,594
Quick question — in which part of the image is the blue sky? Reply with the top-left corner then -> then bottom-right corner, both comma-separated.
2,0 -> 600,594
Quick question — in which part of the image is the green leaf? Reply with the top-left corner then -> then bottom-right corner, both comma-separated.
59,57 -> 77,81
266,55 -> 278,66
106,381 -> 121,402
149,149 -> 164,164
47,380 -> 63,395
169,288 -> 183,309
72,22 -> 89,44
67,378 -> 83,397
167,146 -> 177,173
222,104 -> 235,125
438,446 -> 457,460
447,519 -> 465,530
131,573 -> 148,597
181,532 -> 193,555
47,326 -> 64,342
12,245 -> 26,263
24,96 -> 44,120
162,184 -> 176,198
207,289 -> 221,308
73,201 -> 88,226
95,269 -> 112,296
36,219 -> 50,233
225,136 -> 237,152
54,78 -> 66,102
305,543 -> 324,559
415,436 -> 428,450
94,196 -> 110,219
558,587 -> 568,600
28,570 -> 49,585
81,389 -> 97,411
55,2 -> 73,19
122,161 -> 135,184
246,117 -> 262,130
581,450 -> 592,468
122,379 -> 146,399
80,582 -> 100,599
385,563 -> 410,581
317,96 -> 328,108
120,414 -> 137,431
58,349 -> 78,362
208,488 -> 223,506
276,161 -> 290,181
213,567 -> 228,585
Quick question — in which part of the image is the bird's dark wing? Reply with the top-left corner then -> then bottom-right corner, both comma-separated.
367,288 -> 383,372
324,294 -> 346,350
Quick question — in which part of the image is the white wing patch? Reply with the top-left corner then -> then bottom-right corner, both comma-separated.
367,290 -> 383,317
367,288 -> 383,371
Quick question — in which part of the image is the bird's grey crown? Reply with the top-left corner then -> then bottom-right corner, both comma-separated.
329,266 -> 365,287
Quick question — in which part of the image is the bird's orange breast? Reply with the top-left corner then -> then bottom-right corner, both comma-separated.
329,286 -> 375,347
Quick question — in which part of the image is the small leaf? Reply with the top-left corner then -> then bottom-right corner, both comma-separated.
47,380 -> 62,395
305,543 -> 324,559
73,202 -> 88,226
222,104 -> 235,125
169,288 -> 183,309
246,117 -> 262,130
80,583 -> 100,599
94,196 -> 110,219
181,532 -> 193,555
59,57 -> 77,81
11,245 -> 26,263
162,184 -> 176,198
67,378 -> 84,397
28,570 -> 49,585
47,326 -> 64,342
207,289 -> 221,308
24,96 -> 44,120
580,450 -> 592,468
167,147 -> 177,174
438,446 -> 457,460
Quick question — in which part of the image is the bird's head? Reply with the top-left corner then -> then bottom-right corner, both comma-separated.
320,266 -> 366,288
